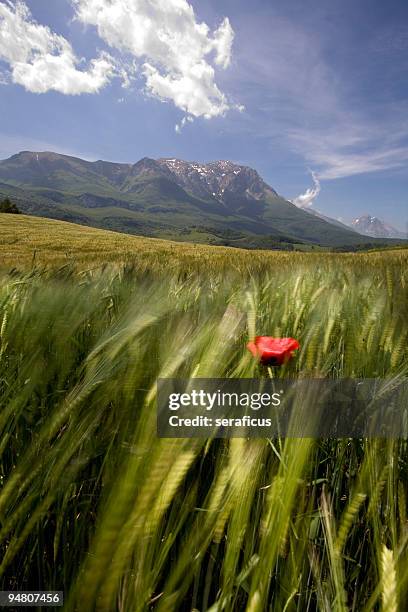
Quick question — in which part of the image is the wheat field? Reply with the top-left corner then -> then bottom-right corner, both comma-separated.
0,215 -> 407,610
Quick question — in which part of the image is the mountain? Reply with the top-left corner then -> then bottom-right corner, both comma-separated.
0,151 -> 403,250
302,205 -> 358,232
156,158 -> 276,203
351,215 -> 406,239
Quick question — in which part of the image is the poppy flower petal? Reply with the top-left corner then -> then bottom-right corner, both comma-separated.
247,336 -> 300,366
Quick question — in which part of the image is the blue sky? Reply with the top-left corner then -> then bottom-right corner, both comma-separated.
0,0 -> 407,230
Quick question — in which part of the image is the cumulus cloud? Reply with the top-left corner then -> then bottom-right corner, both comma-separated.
292,171 -> 321,208
0,0 -> 238,123
0,0 -> 114,94
73,0 -> 236,119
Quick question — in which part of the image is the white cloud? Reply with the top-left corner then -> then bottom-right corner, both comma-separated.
175,115 -> 193,134
0,0 -> 238,123
212,18 -> 234,69
292,171 -> 321,208
0,1 -> 114,94
143,61 -> 229,119
73,0 -> 236,119
289,122 -> 408,180
236,12 -> 408,181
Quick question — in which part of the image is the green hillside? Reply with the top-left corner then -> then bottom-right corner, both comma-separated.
0,151 -> 402,250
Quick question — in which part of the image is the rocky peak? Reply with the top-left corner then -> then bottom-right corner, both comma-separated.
156,158 -> 277,202
351,215 -> 404,239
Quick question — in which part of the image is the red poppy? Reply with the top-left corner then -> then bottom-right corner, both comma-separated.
247,336 -> 300,366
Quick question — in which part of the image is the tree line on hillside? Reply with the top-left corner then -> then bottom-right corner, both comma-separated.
0,198 -> 21,214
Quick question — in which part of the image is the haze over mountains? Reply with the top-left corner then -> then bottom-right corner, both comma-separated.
293,202 -> 404,240
0,151 -> 403,250
351,215 -> 406,239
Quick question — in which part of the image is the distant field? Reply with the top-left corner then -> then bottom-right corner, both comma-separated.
0,214 -> 407,272
0,213 -> 220,269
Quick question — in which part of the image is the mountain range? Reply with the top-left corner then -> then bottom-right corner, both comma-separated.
351,215 -> 406,239
0,151 -> 404,250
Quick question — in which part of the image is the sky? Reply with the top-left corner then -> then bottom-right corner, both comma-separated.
0,0 -> 407,230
